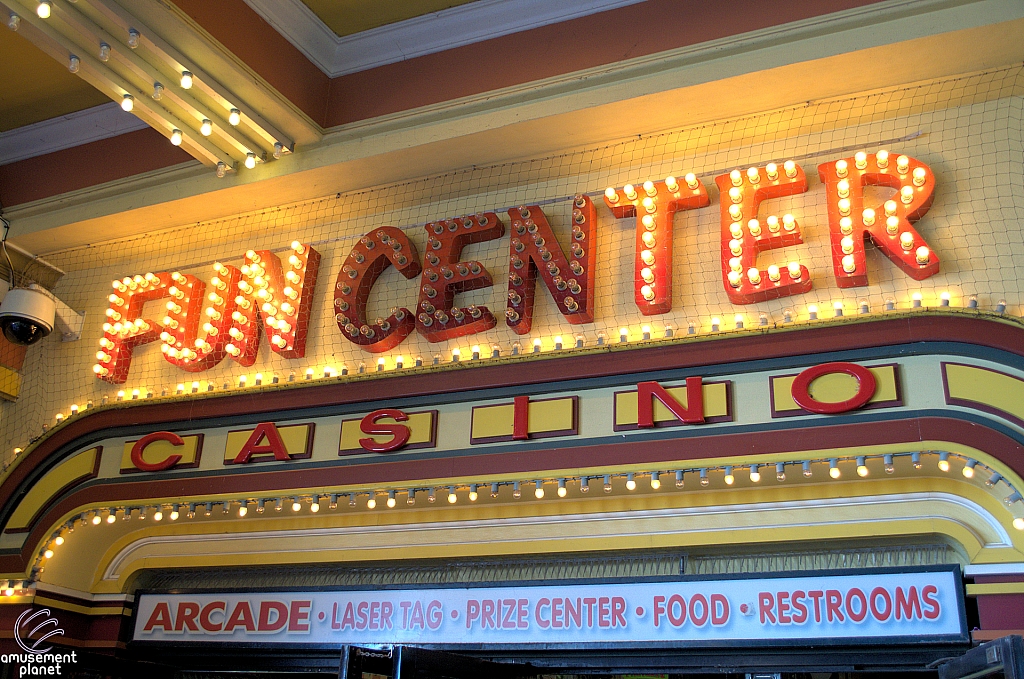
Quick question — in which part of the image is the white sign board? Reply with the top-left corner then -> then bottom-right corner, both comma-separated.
133,568 -> 966,647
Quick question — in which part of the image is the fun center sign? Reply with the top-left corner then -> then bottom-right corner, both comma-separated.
133,567 -> 966,647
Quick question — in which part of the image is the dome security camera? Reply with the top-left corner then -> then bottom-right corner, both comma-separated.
0,284 -> 55,345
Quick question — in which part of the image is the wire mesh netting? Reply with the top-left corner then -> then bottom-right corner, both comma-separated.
3,64 -> 1022,463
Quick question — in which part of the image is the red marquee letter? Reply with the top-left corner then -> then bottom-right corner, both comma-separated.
818,151 -> 938,287
94,271 -> 178,383
233,422 -> 292,463
604,175 -> 710,315
790,362 -> 876,414
715,162 -> 811,304
95,242 -> 320,383
130,431 -> 185,472
505,195 -> 597,334
335,227 -> 421,352
359,409 -> 412,452
637,378 -> 704,426
416,213 -> 504,342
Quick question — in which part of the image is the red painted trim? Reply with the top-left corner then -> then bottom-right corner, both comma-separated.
0,602 -> 127,645
323,0 -> 887,127
1,314 -> 1020,521
0,128 -> 193,208
975,593 -> 1024,632
171,0 -> 329,125
3,413 -> 1023,573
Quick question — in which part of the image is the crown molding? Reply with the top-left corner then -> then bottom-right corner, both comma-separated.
243,0 -> 647,78
0,103 -> 147,167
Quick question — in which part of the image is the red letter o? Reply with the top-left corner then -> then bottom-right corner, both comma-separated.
791,362 -> 876,414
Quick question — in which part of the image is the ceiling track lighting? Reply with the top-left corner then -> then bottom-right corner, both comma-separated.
9,0 -> 297,171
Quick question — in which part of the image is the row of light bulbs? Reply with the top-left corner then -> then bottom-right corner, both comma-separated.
18,290 -> 1015,441
7,0 -> 284,175
31,451 -> 1024,577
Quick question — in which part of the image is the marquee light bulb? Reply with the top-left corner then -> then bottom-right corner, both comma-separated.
469,485 -> 479,502
367,497 -> 376,509
963,459 -> 977,478
749,465 -> 761,483
200,119 -> 212,136
387,491 -> 397,508
650,472 -> 660,490
625,473 -> 636,491
829,459 -> 841,479
180,71 -> 193,89
937,452 -> 950,472
229,108 -> 241,126
604,187 -> 618,202
1015,518 -> 1024,531
534,481 -> 545,499
92,515 -> 101,525
121,95 -> 134,112
723,466 -> 734,485
291,500 -> 301,512
37,1 -> 51,19
557,480 -> 567,497
856,456 -> 868,477
448,487 -> 458,504
245,152 -> 257,169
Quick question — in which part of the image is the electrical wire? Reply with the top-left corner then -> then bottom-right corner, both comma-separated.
0,201 -> 18,289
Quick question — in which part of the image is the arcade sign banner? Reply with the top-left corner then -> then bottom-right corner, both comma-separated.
133,567 -> 966,647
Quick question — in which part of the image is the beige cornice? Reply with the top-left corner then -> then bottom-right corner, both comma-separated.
5,0 -> 1024,255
